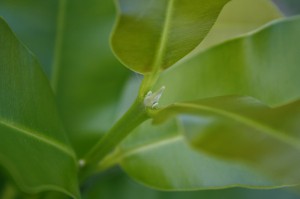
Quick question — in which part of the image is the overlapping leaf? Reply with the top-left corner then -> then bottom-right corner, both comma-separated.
152,95 -> 300,184
104,14 -> 300,190
0,0 -> 131,158
0,18 -> 79,198
109,119 -> 277,190
155,16 -> 300,107
99,81 -> 276,190
111,0 -> 231,73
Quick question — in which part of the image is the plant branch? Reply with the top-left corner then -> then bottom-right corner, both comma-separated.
80,97 -> 149,180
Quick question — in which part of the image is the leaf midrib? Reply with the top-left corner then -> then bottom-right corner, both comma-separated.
174,102 -> 300,149
99,135 -> 182,169
152,0 -> 174,71
0,118 -> 75,158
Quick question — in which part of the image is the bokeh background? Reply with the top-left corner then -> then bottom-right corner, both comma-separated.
0,0 -> 300,198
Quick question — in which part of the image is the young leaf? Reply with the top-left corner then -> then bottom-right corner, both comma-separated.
155,16 -> 300,107
111,0 -> 231,74
0,18 -> 79,198
152,95 -> 300,184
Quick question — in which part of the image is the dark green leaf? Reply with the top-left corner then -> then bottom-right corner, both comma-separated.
0,18 -> 79,198
1,0 -> 130,157
111,0 -> 231,73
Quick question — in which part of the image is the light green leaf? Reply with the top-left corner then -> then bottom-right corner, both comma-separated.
99,79 -> 278,190
82,168 -> 299,199
111,0 -> 231,74
195,0 -> 282,51
103,119 -> 278,190
0,18 -> 79,198
153,95 -> 300,184
155,16 -> 300,107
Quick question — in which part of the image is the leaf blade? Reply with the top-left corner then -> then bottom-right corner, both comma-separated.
111,0 -> 231,73
109,120 -> 278,190
195,0 -> 282,51
155,16 -> 300,107
0,18 -> 79,198
99,79 -> 278,190
153,95 -> 300,184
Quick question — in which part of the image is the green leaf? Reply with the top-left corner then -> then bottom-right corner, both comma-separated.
0,18 -> 79,198
82,169 -> 299,199
111,0 -> 231,74
0,0 -> 131,157
99,79 -> 278,190
153,95 -> 300,184
195,0 -> 282,51
51,0 -> 130,157
155,16 -> 300,107
103,119 -> 279,190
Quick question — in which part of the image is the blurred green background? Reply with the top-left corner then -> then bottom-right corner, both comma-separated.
0,0 -> 300,198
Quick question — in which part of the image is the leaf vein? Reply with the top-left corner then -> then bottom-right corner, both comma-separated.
0,118 -> 75,158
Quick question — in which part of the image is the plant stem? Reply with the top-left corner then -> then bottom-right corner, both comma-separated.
80,97 -> 149,180
138,72 -> 160,98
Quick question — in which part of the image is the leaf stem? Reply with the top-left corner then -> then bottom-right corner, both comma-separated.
80,97 -> 149,180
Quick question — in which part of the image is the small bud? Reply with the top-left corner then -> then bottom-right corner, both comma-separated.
144,86 -> 165,109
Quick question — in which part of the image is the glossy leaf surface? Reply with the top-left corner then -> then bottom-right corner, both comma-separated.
0,18 -> 79,198
153,96 -> 300,184
155,16 -> 300,107
111,0 -> 230,73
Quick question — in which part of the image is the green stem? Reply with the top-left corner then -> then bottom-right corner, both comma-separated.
80,98 -> 149,180
138,72 -> 160,98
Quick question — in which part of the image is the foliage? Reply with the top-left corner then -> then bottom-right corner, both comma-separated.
0,0 -> 300,198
